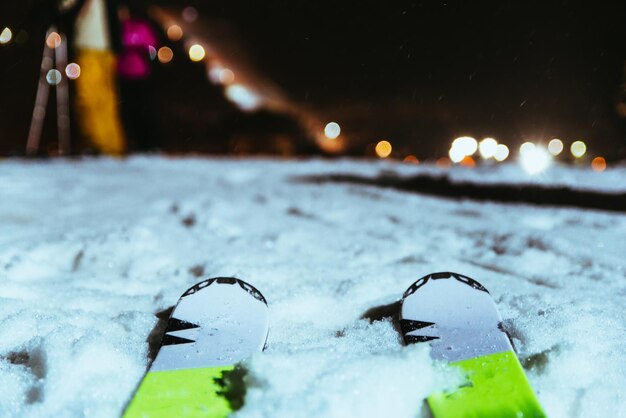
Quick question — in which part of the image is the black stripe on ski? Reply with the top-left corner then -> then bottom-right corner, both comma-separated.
160,318 -> 201,346
400,319 -> 439,345
400,319 -> 436,334
165,318 -> 200,333
161,334 -> 196,346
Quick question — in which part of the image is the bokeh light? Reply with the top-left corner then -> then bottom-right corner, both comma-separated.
324,122 -> 341,139
548,138 -> 564,156
403,155 -> 419,164
0,27 -> 12,44
225,84 -> 261,111
209,67 -> 222,83
182,6 -> 198,22
591,157 -> 606,172
188,44 -> 205,62
520,145 -> 551,174
46,69 -> 62,85
375,140 -> 392,158
460,156 -> 476,167
478,137 -> 498,159
157,47 -> 173,63
148,45 -> 157,61
519,142 -> 535,155
219,69 -> 235,84
452,136 -> 478,156
570,141 -> 587,158
449,145 -> 465,163
494,144 -> 510,162
65,63 -> 81,79
436,157 -> 451,168
166,25 -> 183,41
46,32 -> 62,49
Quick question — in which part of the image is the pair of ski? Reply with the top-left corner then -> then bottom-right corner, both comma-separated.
122,273 -> 547,418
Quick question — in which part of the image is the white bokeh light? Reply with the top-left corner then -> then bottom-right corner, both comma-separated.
548,138 -> 564,156
324,122 -> 341,139
494,144 -> 510,162
0,27 -> 12,44
519,142 -> 535,155
46,69 -> 62,85
449,146 -> 465,163
65,63 -> 81,79
225,84 -> 261,111
452,136 -> 478,156
520,145 -> 551,174
188,44 -> 205,62
478,138 -> 498,159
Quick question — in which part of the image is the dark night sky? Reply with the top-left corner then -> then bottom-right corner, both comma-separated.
1,0 -> 625,158
202,1 -> 626,157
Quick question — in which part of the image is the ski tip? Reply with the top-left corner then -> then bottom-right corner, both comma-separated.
181,277 -> 268,305
402,272 -> 489,299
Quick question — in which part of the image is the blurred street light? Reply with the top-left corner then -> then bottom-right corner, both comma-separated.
46,69 -> 62,85
591,157 -> 606,172
46,32 -> 62,49
520,144 -> 551,174
519,142 -> 535,155
188,44 -> 205,62
436,157 -> 451,168
449,145 -> 465,163
324,122 -> 341,139
65,63 -> 81,79
0,27 -> 12,44
182,7 -> 198,23
494,144 -> 509,161
375,140 -> 392,158
452,136 -> 478,156
167,25 -> 183,41
548,138 -> 564,156
157,47 -> 173,63
571,141 -> 587,158
225,84 -> 261,111
460,156 -> 476,167
219,69 -> 235,84
478,137 -> 498,159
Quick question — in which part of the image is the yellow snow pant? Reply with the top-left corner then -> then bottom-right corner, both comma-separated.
74,49 -> 127,155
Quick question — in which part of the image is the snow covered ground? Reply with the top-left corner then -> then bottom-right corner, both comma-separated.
0,156 -> 625,418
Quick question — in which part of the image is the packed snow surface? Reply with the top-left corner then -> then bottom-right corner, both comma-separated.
0,157 -> 625,418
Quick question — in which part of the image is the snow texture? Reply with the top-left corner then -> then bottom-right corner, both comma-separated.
0,157 -> 625,418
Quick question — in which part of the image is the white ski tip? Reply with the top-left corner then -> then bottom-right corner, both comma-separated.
400,272 -> 511,362
151,277 -> 270,371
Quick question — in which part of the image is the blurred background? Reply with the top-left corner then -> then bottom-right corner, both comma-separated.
1,0 -> 625,169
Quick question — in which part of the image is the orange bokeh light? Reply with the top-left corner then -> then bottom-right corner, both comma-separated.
460,156 -> 476,167
157,47 -> 173,63
166,24 -> 183,41
375,140 -> 392,158
436,157 -> 451,168
403,155 -> 419,164
46,32 -> 61,49
591,157 -> 606,172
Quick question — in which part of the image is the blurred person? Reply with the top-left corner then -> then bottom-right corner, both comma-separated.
116,2 -> 160,151
73,0 -> 127,155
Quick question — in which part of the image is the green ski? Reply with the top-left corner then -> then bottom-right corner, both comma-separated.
123,277 -> 269,418
400,272 -> 547,418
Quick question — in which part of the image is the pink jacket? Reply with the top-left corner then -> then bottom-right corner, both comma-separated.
117,19 -> 158,80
